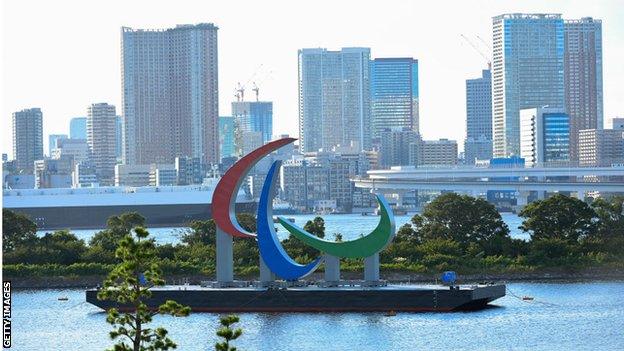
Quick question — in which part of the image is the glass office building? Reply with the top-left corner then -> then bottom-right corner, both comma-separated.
231,101 -> 273,145
370,58 -> 419,139
465,69 -> 492,164
492,14 -> 565,158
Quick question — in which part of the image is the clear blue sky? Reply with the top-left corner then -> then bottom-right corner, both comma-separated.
2,0 -> 623,158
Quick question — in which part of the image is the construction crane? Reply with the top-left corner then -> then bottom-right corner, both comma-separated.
460,34 -> 491,69
251,69 -> 274,102
234,64 -> 264,102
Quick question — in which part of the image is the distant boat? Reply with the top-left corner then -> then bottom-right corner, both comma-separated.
58,296 -> 68,301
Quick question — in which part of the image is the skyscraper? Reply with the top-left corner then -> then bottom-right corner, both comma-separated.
121,23 -> 219,165
492,14 -> 565,158
370,58 -> 419,139
87,103 -> 117,185
564,17 -> 603,163
12,108 -> 43,171
69,117 -> 87,139
298,47 -> 371,153
464,69 -> 492,164
231,101 -> 273,144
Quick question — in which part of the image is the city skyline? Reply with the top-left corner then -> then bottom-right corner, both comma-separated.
2,0 -> 624,158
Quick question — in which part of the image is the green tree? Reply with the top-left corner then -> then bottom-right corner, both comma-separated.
591,196 -> 624,240
181,220 -> 217,246
97,227 -> 190,351
520,194 -> 598,243
37,230 -> 87,264
87,212 -> 146,263
215,315 -> 243,351
410,193 -> 511,255
2,209 -> 37,253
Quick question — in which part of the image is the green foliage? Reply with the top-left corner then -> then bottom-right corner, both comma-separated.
2,209 -> 37,253
281,217 -> 325,262
4,229 -> 88,265
89,212 -> 146,262
411,193 -> 511,255
97,227 -> 190,351
520,194 -> 598,243
181,220 -> 217,246
215,315 -> 243,351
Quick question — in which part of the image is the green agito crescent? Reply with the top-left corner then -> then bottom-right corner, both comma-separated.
278,195 -> 396,259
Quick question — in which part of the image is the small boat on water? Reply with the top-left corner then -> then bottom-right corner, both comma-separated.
58,296 -> 69,301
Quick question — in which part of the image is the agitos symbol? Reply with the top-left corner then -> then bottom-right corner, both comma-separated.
212,137 -> 396,281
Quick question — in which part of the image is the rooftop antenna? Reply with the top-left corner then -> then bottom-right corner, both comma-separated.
252,82 -> 259,102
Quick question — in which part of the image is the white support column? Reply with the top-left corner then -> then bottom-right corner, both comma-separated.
364,253 -> 380,282
577,189 -> 586,202
259,256 -> 275,284
216,227 -> 233,284
324,255 -> 341,282
537,190 -> 545,200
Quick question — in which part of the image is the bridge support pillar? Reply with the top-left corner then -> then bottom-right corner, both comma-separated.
364,253 -> 380,282
216,228 -> 234,284
324,255 -> 341,282
516,191 -> 529,211
577,189 -> 587,202
536,191 -> 545,200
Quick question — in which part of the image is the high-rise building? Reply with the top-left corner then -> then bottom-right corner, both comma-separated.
231,101 -> 273,145
370,58 -> 419,139
378,129 -> 419,168
492,14 -> 565,158
87,103 -> 117,185
115,116 -> 123,159
12,108 -> 43,171
564,17 -> 603,163
48,134 -> 68,157
465,69 -> 492,164
69,117 -> 87,139
578,129 -> 624,167
298,47 -> 371,153
218,116 -> 236,160
121,24 -> 219,165
520,107 -> 570,167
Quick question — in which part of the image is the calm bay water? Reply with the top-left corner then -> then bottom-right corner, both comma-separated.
11,281 -> 624,350
38,212 -> 528,244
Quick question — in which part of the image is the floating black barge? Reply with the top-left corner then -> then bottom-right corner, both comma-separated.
86,283 -> 506,312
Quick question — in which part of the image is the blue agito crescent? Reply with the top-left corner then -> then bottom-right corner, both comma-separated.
256,160 -> 323,280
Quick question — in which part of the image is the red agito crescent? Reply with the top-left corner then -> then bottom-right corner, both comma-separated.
212,137 -> 297,238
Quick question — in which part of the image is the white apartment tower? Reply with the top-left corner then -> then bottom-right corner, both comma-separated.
87,103 -> 117,186
121,24 -> 219,166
